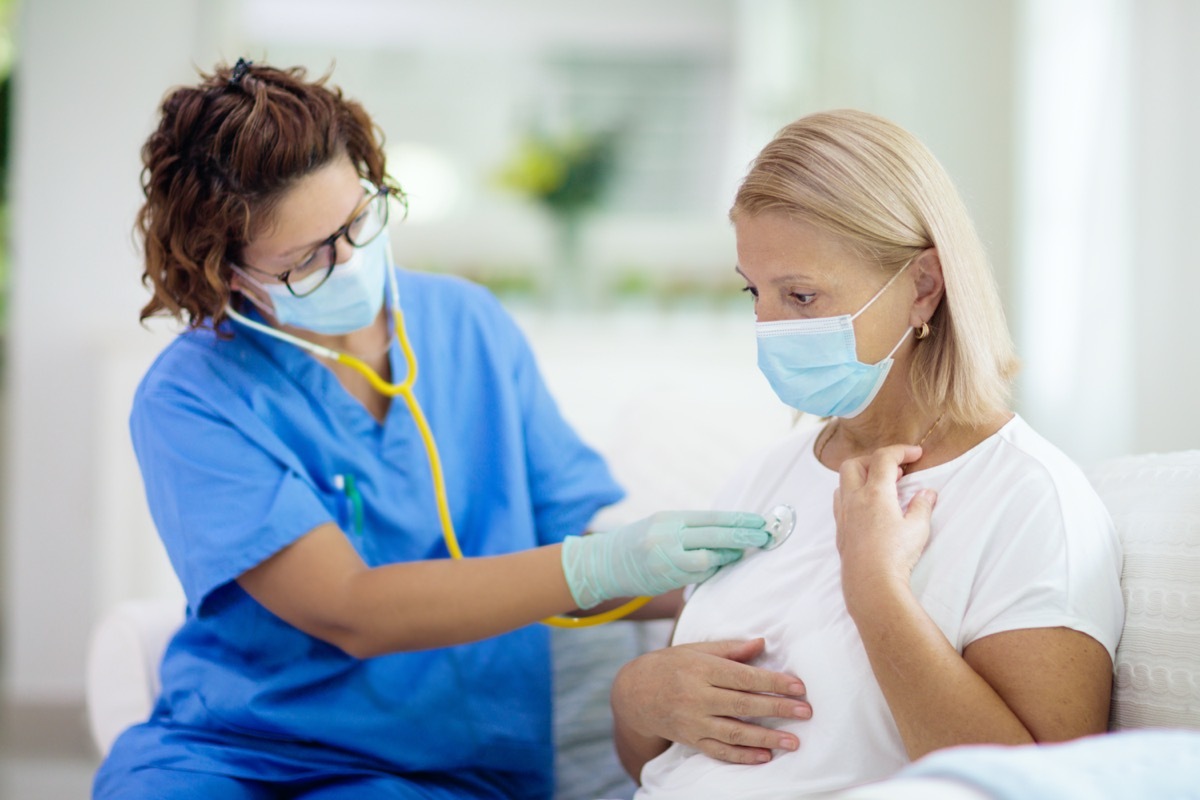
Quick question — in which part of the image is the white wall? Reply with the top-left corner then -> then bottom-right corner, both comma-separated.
3,0 -> 209,702
1131,0 -> 1200,455
1012,0 -> 1134,463
1013,0 -> 1200,461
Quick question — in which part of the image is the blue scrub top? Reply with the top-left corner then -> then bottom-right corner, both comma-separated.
104,269 -> 623,797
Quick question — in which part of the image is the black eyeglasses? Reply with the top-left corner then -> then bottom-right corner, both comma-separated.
235,183 -> 396,298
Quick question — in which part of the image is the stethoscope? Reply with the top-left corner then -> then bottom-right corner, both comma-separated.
225,267 -> 658,627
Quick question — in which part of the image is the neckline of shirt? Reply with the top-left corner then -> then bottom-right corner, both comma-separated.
806,414 -> 1023,484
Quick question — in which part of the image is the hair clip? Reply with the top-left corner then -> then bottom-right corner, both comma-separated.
229,58 -> 253,88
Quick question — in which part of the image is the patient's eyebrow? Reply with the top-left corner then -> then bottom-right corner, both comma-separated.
734,264 -> 818,285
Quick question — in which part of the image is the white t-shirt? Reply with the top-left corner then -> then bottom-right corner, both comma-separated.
635,415 -> 1124,799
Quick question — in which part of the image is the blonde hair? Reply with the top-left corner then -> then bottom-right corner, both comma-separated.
731,109 -> 1017,426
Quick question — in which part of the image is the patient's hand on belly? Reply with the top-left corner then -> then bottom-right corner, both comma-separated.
611,637 -> 812,774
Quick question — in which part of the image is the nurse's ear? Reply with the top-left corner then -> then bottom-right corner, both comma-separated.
909,248 -> 944,328
227,266 -> 277,316
228,269 -> 246,294
228,266 -> 259,300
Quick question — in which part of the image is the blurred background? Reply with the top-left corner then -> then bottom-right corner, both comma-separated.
1,0 -> 1198,794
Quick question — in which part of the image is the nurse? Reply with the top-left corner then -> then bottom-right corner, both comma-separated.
92,60 -> 768,800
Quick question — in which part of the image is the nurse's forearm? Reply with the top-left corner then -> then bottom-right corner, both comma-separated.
343,546 -> 581,654
237,523 -> 581,657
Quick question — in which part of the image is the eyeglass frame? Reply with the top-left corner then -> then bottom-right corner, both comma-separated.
232,182 -> 396,298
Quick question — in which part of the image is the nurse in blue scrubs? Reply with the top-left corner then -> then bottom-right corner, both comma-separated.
92,60 -> 768,800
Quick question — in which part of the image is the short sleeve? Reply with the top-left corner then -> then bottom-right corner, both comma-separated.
131,376 -> 333,613
959,467 -> 1124,659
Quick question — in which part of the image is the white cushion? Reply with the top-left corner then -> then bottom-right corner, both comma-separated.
1086,451 -> 1200,730
85,599 -> 183,756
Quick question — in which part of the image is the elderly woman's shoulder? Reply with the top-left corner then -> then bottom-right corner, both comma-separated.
991,415 -> 1088,478
983,415 -> 1110,519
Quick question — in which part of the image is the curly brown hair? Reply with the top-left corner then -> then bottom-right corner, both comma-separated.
137,61 -> 401,328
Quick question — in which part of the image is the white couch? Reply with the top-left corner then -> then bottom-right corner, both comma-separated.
87,447 -> 1200,799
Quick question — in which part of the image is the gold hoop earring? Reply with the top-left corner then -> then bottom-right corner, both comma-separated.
915,322 -> 931,340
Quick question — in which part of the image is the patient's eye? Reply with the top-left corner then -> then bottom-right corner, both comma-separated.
790,292 -> 816,306
741,285 -> 758,301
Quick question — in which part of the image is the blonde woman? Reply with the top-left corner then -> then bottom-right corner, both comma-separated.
610,110 -> 1124,798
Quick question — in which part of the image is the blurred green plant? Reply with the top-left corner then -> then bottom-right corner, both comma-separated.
494,128 -> 619,218
494,127 -> 620,307
609,270 -> 657,299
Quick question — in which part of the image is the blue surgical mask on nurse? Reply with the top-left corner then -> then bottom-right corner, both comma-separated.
234,229 -> 391,335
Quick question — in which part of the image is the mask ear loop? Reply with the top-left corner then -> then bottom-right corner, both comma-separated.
226,263 -> 649,628
883,325 -> 913,359
847,256 -> 917,363
849,256 -> 916,322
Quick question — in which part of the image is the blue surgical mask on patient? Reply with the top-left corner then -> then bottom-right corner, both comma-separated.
234,230 -> 390,335
756,261 -> 913,418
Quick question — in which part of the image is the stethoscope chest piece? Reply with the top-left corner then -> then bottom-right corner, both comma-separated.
763,503 -> 797,550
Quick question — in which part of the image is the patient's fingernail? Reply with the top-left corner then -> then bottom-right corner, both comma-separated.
755,752 -> 771,763
780,737 -> 799,751
794,704 -> 812,719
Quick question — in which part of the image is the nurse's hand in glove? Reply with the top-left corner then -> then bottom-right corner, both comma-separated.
561,510 -> 768,610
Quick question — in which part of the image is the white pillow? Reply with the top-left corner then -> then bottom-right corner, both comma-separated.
1086,451 -> 1200,730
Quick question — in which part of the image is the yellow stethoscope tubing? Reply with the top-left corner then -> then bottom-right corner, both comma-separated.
224,293 -> 650,628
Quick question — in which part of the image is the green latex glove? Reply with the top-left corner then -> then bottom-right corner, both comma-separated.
561,510 -> 769,609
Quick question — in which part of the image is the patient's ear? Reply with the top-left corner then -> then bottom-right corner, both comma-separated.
910,248 -> 944,326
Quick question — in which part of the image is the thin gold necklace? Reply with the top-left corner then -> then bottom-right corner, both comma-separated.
817,413 -> 945,465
